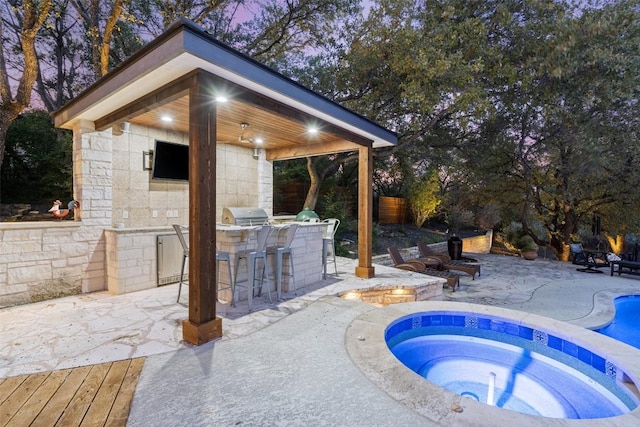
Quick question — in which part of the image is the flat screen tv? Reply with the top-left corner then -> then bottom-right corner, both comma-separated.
151,140 -> 189,181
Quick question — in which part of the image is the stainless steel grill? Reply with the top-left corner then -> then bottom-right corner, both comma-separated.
221,207 -> 269,226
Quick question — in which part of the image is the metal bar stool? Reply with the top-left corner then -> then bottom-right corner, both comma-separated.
322,218 -> 340,279
265,224 -> 298,300
233,225 -> 273,311
215,251 -> 234,304
173,224 -> 233,304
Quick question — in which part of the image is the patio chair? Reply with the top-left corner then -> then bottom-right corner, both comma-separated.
569,243 -> 609,273
387,247 -> 459,291
417,241 -> 481,279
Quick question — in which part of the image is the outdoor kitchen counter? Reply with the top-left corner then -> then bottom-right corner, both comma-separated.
216,222 -> 327,303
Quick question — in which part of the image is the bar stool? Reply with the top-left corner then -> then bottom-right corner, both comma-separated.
233,225 -> 273,311
173,224 -> 233,304
215,251 -> 234,304
322,218 -> 340,279
265,224 -> 298,300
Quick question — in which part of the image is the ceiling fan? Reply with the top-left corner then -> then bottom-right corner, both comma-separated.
237,122 -> 253,144
218,122 -> 260,145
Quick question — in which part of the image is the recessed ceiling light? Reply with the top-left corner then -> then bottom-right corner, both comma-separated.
216,96 -> 228,103
255,138 -> 264,144
308,127 -> 318,134
161,115 -> 173,122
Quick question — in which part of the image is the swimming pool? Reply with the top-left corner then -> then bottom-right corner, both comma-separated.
596,295 -> 640,349
346,301 -> 640,426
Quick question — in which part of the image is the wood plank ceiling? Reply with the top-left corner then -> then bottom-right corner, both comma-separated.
128,95 -> 342,151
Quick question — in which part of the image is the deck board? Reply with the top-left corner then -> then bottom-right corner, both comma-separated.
32,366 -> 93,427
81,360 -> 130,426
7,370 -> 70,426
0,358 -> 144,427
0,372 -> 50,426
104,358 -> 145,427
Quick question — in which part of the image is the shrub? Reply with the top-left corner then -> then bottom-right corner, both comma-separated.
408,172 -> 441,228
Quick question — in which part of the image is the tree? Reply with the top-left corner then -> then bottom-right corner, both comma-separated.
69,0 -> 127,78
1,110 -> 73,203
35,0 -> 91,111
466,0 -> 640,260
0,0 -> 52,173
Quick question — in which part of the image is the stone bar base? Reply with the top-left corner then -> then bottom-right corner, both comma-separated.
182,317 -> 223,345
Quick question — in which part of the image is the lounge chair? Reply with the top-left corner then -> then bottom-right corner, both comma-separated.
387,247 -> 459,291
610,243 -> 640,277
417,241 -> 481,279
569,243 -> 609,273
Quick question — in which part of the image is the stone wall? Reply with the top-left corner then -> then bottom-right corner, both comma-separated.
372,231 -> 493,267
0,222 -> 88,307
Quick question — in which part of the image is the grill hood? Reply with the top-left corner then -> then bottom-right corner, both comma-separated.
221,207 -> 269,226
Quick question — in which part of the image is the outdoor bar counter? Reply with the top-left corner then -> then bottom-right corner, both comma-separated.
104,221 -> 326,298
215,222 -> 326,303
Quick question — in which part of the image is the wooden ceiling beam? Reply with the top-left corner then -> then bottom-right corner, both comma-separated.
94,70 -> 199,131
266,139 -> 365,161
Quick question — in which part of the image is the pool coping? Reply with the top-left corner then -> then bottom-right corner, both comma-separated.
571,291 -> 640,330
345,301 -> 640,427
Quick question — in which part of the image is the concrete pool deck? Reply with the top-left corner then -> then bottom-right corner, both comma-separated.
2,253 -> 640,425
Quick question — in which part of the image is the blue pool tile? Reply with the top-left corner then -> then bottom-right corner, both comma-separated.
563,341 -> 579,358
592,354 -> 606,373
478,318 -> 491,330
412,316 -> 421,329
606,361 -> 617,378
430,315 -> 442,326
442,315 -> 453,326
387,318 -> 412,338
547,335 -> 562,351
420,316 -> 431,327
518,326 -> 533,340
504,323 -> 519,336
578,347 -> 592,365
490,320 -> 505,333
385,324 -> 399,340
452,315 -> 466,326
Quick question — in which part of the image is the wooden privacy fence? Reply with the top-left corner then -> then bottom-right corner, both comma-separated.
378,196 -> 408,224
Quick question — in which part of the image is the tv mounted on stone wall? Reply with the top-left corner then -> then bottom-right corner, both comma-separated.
151,140 -> 189,181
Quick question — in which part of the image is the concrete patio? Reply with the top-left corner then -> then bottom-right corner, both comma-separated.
1,253 -> 640,426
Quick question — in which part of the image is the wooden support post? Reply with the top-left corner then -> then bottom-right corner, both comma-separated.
182,71 -> 222,345
356,145 -> 375,278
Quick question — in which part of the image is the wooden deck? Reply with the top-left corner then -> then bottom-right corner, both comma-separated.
0,358 -> 144,427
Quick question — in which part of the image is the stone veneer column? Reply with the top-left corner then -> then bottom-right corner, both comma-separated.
73,120 -> 114,227
72,121 -> 113,292
256,149 -> 273,216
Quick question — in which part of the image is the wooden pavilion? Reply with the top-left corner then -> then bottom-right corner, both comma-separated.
53,19 -> 397,345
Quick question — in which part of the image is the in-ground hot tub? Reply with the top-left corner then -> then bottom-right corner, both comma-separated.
388,322 -> 634,418
346,302 -> 640,426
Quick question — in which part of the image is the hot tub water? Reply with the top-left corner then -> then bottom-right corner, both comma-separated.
386,312 -> 639,420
